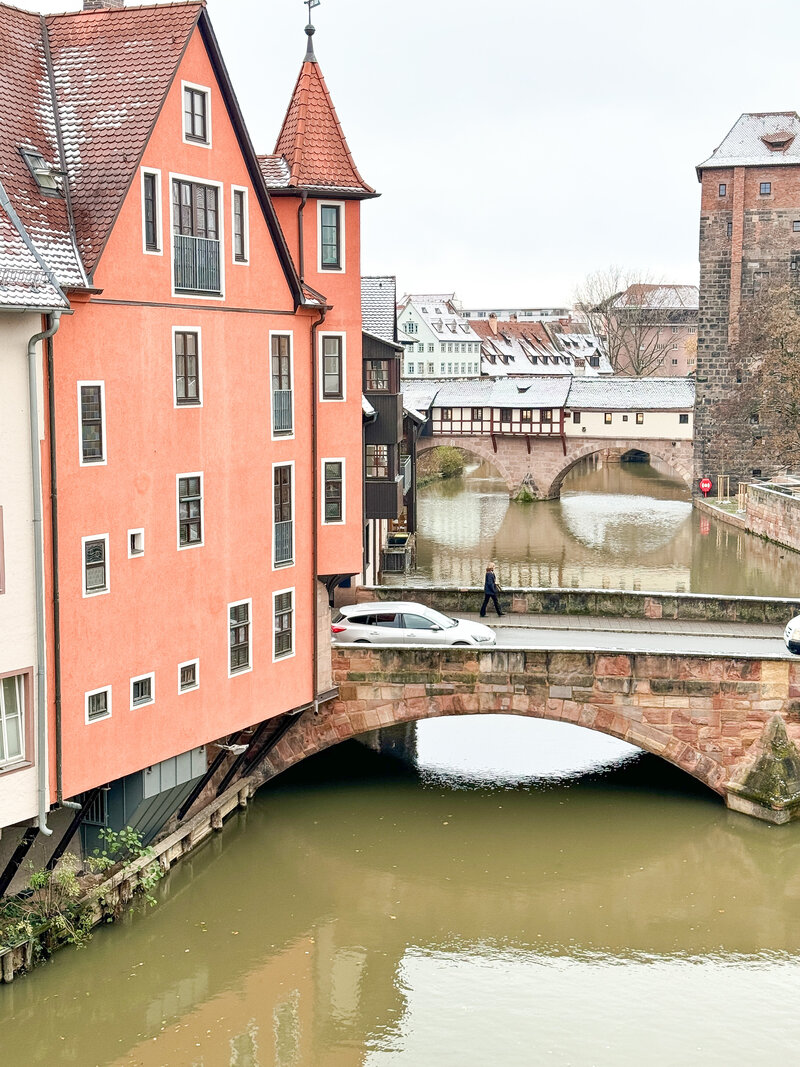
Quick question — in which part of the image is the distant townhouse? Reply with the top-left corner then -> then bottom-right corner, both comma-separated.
398,293 -> 482,379
609,284 -> 699,377
0,1 -> 371,887
471,315 -> 612,378
462,305 -> 571,321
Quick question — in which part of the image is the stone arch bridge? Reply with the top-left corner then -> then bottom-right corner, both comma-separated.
417,435 -> 694,499
250,645 -> 800,825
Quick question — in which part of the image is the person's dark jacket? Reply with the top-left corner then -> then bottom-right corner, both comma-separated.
484,571 -> 499,595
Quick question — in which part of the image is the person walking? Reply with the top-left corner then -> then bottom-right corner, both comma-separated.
480,563 -> 504,617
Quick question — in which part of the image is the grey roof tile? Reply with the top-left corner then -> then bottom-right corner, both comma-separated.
361,275 -> 397,343
698,112 -> 800,170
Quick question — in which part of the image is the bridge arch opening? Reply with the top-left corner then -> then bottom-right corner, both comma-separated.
415,439 -> 523,495
546,443 -> 693,499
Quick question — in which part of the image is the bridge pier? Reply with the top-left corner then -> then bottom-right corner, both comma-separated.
725,715 -> 800,824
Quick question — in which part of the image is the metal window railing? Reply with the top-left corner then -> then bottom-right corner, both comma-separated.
174,234 -> 221,293
272,390 -> 293,434
274,520 -> 293,565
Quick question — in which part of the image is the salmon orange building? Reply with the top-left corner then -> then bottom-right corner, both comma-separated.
0,0 -> 373,887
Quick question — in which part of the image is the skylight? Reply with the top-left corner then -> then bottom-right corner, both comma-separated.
20,146 -> 62,195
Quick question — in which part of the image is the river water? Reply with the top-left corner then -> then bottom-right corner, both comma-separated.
4,458 -> 800,1064
400,457 -> 800,595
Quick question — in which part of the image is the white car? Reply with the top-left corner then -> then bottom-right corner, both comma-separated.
784,616 -> 800,654
331,601 -> 496,647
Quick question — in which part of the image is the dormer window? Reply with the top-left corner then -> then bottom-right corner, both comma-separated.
761,131 -> 795,152
20,146 -> 61,195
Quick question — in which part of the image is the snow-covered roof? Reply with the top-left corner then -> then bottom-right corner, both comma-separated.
612,284 -> 699,311
399,298 -> 481,342
698,112 -> 800,171
470,319 -> 612,378
566,377 -> 695,411
0,193 -> 68,310
362,395 -> 376,418
361,276 -> 397,343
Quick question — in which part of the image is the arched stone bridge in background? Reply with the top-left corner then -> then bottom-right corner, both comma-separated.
251,644 -> 800,825
416,435 -> 694,499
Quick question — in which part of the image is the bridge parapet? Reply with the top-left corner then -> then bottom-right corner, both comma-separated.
251,645 -> 800,824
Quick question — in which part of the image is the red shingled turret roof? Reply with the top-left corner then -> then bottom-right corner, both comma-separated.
269,59 -> 375,197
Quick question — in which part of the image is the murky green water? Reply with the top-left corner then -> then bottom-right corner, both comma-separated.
3,722 -> 800,1066
401,457 -> 800,595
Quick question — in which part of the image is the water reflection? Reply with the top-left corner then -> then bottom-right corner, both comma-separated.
401,456 -> 800,595
4,734 -> 800,1066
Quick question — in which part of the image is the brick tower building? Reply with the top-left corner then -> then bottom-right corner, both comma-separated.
696,112 -> 800,490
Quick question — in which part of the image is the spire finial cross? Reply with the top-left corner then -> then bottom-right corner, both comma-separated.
303,0 -> 319,60
304,0 -> 320,28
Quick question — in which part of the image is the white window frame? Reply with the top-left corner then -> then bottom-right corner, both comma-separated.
77,381 -> 107,467
317,200 -> 345,273
140,167 -> 163,255
178,658 -> 200,694
272,587 -> 296,663
228,598 -> 253,678
231,185 -> 249,264
85,685 -> 112,725
272,460 -> 295,570
321,457 -> 346,525
82,533 -> 109,598
176,472 -> 204,551
269,330 -> 295,441
168,171 -> 225,301
319,332 -> 346,402
172,326 -> 203,408
128,528 -> 145,558
181,81 -> 212,149
0,673 -> 26,769
130,672 -> 155,710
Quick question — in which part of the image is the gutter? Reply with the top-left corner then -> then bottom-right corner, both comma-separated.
27,312 -> 62,836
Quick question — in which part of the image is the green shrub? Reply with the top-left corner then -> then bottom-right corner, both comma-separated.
437,446 -> 464,479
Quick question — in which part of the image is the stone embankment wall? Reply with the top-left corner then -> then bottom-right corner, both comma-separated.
358,584 -> 800,624
743,485 -> 800,553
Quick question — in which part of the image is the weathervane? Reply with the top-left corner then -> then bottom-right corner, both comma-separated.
303,0 -> 320,60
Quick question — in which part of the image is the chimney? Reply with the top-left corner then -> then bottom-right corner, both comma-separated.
488,313 -> 498,336
83,0 -> 125,9
509,313 -> 518,322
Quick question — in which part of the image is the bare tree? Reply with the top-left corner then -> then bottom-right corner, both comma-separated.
575,267 -> 687,376
722,282 -> 800,473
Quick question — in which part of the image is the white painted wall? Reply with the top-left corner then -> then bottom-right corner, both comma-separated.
398,305 -> 482,380
564,409 -> 693,440
0,314 -> 44,828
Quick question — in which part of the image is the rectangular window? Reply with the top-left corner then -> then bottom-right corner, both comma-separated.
174,329 -> 201,405
471,408 -> 483,421
428,343 -> 435,352
130,673 -> 154,709
85,686 -> 111,724
636,412 -> 644,425
229,601 -> 251,674
794,221 -> 800,232
540,409 -> 552,423
679,413 -> 689,424
183,85 -> 209,144
365,444 -> 389,479
417,343 -> 424,353
83,535 -> 108,596
727,221 -> 733,237
754,270 -> 770,290
273,464 -> 293,566
440,408 -> 453,421
365,360 -> 390,391
500,408 -> 512,422
718,183 -> 727,197
408,363 -> 415,375
274,590 -> 294,660
128,529 -> 144,558
572,411 -> 581,424
272,334 -> 293,435
178,474 -> 203,548
321,335 -> 344,399
323,460 -> 344,522
760,182 -> 772,196
142,170 -> 161,252
0,674 -> 25,766
79,383 -> 105,464
320,203 -> 342,269
427,362 -> 434,374
178,659 -> 199,693
604,412 -> 612,424
172,179 -> 221,294
232,187 -> 248,263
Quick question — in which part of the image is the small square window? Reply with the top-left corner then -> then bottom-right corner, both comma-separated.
128,529 -> 144,557
130,673 -> 155,709
794,221 -> 800,232
622,414 -> 628,422
178,659 -> 199,693
718,183 -> 727,197
86,686 -> 111,724
679,413 -> 689,424
760,182 -> 771,196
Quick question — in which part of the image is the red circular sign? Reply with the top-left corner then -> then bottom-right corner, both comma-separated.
699,477 -> 712,494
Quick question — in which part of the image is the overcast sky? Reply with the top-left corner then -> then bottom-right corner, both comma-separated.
14,0 -> 800,305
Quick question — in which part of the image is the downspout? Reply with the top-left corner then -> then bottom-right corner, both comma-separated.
45,331 -> 67,805
28,311 -> 62,836
310,304 -> 327,701
297,191 -> 308,284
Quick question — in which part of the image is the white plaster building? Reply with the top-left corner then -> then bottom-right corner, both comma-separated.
397,293 -> 482,380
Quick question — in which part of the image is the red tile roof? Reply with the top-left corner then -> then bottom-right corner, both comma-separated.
271,60 -> 374,195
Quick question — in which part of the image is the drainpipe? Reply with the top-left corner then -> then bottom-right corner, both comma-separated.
310,304 -> 327,702
27,311 -> 62,836
297,191 -> 308,283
